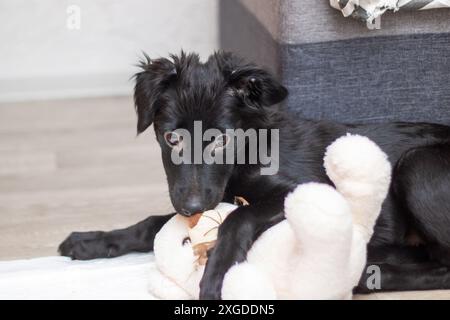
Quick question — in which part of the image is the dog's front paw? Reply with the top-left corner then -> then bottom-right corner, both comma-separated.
58,231 -> 111,260
199,274 -> 223,300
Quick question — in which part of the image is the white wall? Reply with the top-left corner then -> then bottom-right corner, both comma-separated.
0,0 -> 219,102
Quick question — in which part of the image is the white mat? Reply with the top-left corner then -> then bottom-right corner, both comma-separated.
0,253 -> 158,300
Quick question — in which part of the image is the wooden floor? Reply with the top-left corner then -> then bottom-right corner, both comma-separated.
0,96 -> 171,260
0,96 -> 449,299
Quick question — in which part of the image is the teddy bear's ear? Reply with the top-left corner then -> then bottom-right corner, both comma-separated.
134,53 -> 177,134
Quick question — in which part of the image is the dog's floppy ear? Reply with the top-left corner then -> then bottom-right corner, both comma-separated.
220,54 -> 287,108
229,66 -> 288,108
134,54 -> 176,134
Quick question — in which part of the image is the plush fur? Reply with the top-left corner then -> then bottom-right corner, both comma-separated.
149,135 -> 391,299
59,51 -> 450,299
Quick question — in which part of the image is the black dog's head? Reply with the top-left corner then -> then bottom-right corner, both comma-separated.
134,51 -> 287,216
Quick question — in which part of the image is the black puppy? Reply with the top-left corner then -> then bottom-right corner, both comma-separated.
59,51 -> 450,299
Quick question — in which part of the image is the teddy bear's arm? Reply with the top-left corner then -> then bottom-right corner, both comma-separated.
324,134 -> 391,242
284,183 -> 354,299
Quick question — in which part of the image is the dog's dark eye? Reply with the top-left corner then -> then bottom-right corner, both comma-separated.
214,134 -> 229,150
164,132 -> 181,147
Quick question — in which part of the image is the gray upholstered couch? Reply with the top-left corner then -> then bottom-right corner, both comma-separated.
220,0 -> 450,125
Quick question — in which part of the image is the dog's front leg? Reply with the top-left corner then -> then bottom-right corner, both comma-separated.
59,213 -> 175,260
199,199 -> 285,300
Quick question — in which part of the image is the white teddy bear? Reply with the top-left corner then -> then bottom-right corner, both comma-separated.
147,134 -> 391,300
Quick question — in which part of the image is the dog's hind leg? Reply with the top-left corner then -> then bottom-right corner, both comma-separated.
58,213 -> 175,260
355,244 -> 450,293
356,143 -> 450,293
393,144 -> 450,267
355,260 -> 450,293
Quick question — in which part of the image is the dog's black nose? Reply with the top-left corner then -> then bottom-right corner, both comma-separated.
181,197 -> 204,216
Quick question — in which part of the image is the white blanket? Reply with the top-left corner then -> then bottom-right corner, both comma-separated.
0,253 -> 158,300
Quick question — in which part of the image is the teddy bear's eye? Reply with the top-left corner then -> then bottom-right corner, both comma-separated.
182,237 -> 191,245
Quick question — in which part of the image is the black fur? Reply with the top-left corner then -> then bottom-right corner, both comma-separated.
59,52 -> 450,299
